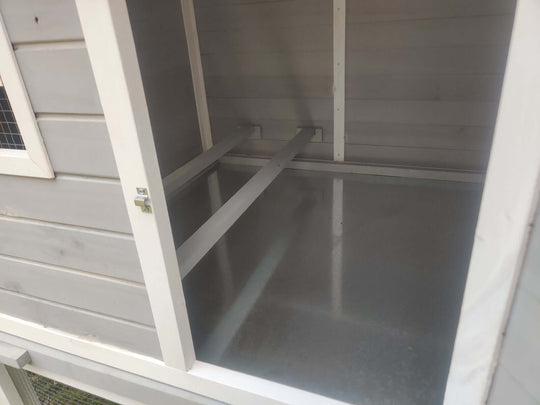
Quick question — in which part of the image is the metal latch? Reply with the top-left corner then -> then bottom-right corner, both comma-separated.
134,187 -> 152,213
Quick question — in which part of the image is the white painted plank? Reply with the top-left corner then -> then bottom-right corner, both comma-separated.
163,127 -> 255,198
220,155 -> 485,183
0,365 -> 24,405
229,139 -> 490,171
0,255 -> 153,326
201,46 -> 508,77
333,0 -> 346,161
198,15 -> 512,54
0,174 -> 132,234
37,115 -> 119,178
0,0 -> 83,43
14,42 -> 102,114
444,0 -> 540,402
205,74 -> 503,101
489,367 -> 538,405
76,0 -> 195,370
181,0 -> 213,151
0,216 -> 143,282
177,128 -> 314,278
0,342 -> 30,369
208,98 -> 498,126
0,290 -> 162,359
194,0 -> 514,29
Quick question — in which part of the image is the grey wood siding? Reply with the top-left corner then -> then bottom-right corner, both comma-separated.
488,204 -> 540,404
194,0 -> 516,171
0,0 -> 160,358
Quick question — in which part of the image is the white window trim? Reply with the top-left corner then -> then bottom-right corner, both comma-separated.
0,11 -> 53,179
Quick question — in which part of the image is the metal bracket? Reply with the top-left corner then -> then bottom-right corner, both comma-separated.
134,188 -> 152,213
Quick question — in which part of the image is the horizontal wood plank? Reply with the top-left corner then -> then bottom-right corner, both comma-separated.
0,216 -> 143,282
230,139 -> 490,171
38,115 -> 119,178
198,15 -> 512,54
0,174 -> 132,233
194,0 -> 515,28
15,43 -> 103,114
208,98 -> 498,126
0,255 -> 154,326
0,0 -> 83,43
205,74 -> 503,101
0,289 -> 161,359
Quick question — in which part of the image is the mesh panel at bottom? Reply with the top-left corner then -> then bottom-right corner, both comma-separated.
25,371 -> 118,405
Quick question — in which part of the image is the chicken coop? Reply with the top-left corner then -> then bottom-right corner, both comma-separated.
1,0 -> 540,404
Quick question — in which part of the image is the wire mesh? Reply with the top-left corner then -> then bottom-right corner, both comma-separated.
0,80 -> 25,150
25,371 -> 118,405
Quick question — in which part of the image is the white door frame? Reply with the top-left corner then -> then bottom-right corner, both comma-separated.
71,0 -> 540,404
444,0 -> 540,402
72,1 -> 350,404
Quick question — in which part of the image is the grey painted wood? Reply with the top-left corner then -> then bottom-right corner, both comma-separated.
127,0 -> 203,178
38,116 -> 119,178
0,174 -> 132,234
0,216 -> 143,282
0,289 -> 161,359
0,0 -> 83,43
0,255 -> 154,326
14,43 -> 103,114
489,367 -> 538,405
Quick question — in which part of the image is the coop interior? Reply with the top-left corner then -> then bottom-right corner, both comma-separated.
126,0 -> 516,404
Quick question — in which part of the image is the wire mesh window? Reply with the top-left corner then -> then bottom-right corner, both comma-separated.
0,75 -> 25,150
24,371 -> 118,405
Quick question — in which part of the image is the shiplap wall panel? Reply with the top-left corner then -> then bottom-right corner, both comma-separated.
205,75 -> 502,101
198,15 -> 512,54
0,217 -> 143,283
0,289 -> 161,359
0,0 -> 83,43
195,0 -> 515,170
194,0 -> 515,27
208,98 -> 497,127
0,0 -> 160,357
0,174 -> 131,233
0,256 -> 154,326
37,117 -> 119,178
231,140 -> 489,170
14,43 -> 103,114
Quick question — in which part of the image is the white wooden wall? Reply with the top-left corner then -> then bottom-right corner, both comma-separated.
194,0 -> 515,171
0,0 -> 161,359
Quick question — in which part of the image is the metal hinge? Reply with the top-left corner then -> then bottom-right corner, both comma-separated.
134,187 -> 152,213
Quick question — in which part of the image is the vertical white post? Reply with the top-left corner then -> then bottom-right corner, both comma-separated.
76,0 -> 196,370
444,0 -> 540,403
331,178 -> 344,315
0,365 -> 24,405
181,0 -> 213,151
333,0 -> 346,161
